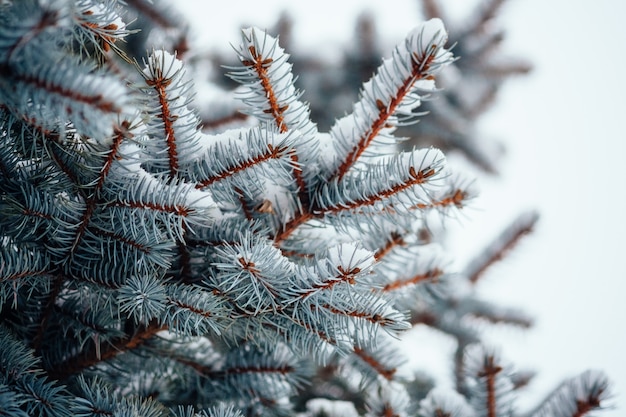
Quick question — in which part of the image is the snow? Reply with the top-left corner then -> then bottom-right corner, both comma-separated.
326,242 -> 376,274
304,398 -> 359,417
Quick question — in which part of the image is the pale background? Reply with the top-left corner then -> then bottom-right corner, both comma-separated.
177,1 -> 626,414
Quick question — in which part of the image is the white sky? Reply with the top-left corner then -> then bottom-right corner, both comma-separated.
177,0 -> 626,414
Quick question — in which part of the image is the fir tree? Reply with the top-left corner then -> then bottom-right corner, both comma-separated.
0,1 -> 611,417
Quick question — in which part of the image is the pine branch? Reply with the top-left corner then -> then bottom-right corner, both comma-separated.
529,370 -> 610,417
46,320 -> 165,380
380,268 -> 443,293
464,210 -> 539,284
230,27 -> 319,207
70,122 -> 130,251
353,346 -> 397,381
327,18 -> 453,181
465,346 -> 515,417
421,0 -> 447,22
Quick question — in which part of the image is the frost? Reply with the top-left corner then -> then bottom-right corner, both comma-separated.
305,399 -> 359,417
419,388 -> 473,417
143,50 -> 185,80
407,18 -> 453,67
326,242 -> 376,273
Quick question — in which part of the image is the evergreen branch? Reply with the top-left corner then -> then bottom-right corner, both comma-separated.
465,0 -> 507,35
46,320 -> 165,380
0,1 -> 67,63
106,199 -> 191,216
273,211 -> 315,244
319,304 -> 389,325
413,188 -> 467,211
277,150 -> 445,243
465,346 -> 515,417
464,210 -> 539,284
319,156 -> 442,215
34,124 -> 131,350
163,284 -> 230,336
465,301 -> 533,328
297,265 -> 363,298
478,356 -> 501,417
1,268 -> 50,283
195,142 -> 290,189
0,63 -> 121,113
0,325 -> 74,417
125,0 -> 183,31
529,370 -> 610,417
73,1 -> 130,55
233,187 -> 254,221
418,388 -> 473,417
327,19 -> 453,181
240,45 -> 288,134
143,54 -> 183,177
201,111 -> 249,130
380,268 -> 443,293
422,0 -> 446,21
71,122 -> 130,251
230,27 -> 319,205
292,316 -> 338,347
374,232 -> 405,261
92,228 -> 151,255
353,346 -> 396,381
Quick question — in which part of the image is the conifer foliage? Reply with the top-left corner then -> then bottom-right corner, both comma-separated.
0,1 -> 610,416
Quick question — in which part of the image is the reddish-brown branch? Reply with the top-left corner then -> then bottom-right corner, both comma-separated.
290,152 -> 310,209
233,187 -> 254,221
478,356 -> 503,417
242,46 -> 309,209
93,229 -> 151,254
320,304 -> 394,326
242,46 -> 287,133
146,73 -> 179,176
36,124 -> 129,351
573,395 -> 603,417
414,189 -> 466,210
333,166 -> 437,213
374,233 -> 405,261
353,346 -> 396,381
333,52 -> 437,181
201,111 -> 248,130
107,199 -> 190,216
297,266 -> 361,299
78,10 -> 119,52
3,269 -> 51,282
21,208 -> 53,220
167,297 -> 213,318
71,124 -> 127,251
47,321 -> 166,380
273,211 -> 316,244
125,0 -> 180,30
1,65 -> 119,115
195,144 -> 289,189
466,212 -> 538,284
291,317 -> 337,346
275,165 -> 436,244
381,268 -> 443,292
422,0 -> 445,19
5,9 -> 60,61
469,310 -> 533,328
